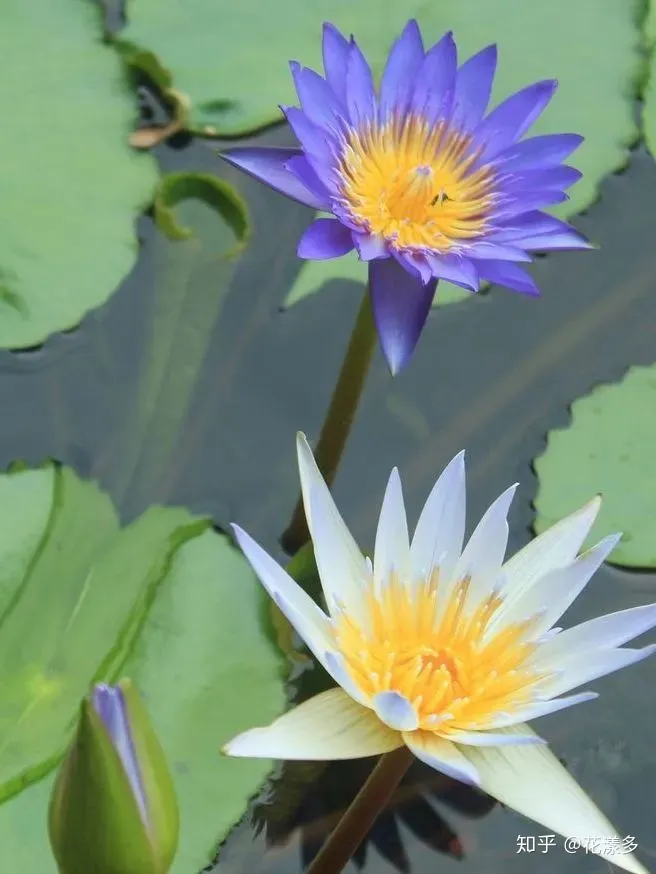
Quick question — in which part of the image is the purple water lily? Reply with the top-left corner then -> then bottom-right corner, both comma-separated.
222,20 -> 591,374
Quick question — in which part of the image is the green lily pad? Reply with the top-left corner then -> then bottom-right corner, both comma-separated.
642,0 -> 656,156
123,529 -> 286,874
283,251 -> 471,310
533,364 -> 656,569
0,464 -> 204,801
118,0 -> 640,215
0,464 -> 286,870
0,0 -> 157,349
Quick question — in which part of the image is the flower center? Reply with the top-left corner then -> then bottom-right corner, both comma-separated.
336,115 -> 496,252
334,573 -> 547,735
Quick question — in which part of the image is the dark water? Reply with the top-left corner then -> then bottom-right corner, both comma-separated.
3,109 -> 656,872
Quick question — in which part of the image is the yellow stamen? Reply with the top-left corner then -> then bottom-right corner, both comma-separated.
334,573 -> 545,736
337,114 -> 495,252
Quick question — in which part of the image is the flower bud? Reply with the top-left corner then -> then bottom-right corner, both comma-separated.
49,678 -> 178,874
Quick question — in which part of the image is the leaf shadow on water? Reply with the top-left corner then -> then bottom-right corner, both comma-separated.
0,116 -> 655,872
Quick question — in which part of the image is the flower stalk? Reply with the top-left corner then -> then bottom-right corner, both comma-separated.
281,288 -> 377,554
305,747 -> 414,874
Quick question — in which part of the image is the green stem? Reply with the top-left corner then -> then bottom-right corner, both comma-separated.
305,747 -> 414,874
281,288 -> 377,554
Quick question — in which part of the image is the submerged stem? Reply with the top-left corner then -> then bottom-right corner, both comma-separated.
305,747 -> 414,874
281,288 -> 377,554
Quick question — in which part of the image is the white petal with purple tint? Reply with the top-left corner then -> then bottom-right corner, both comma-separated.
403,731 -> 480,785
410,449 -> 466,584
373,467 -> 410,593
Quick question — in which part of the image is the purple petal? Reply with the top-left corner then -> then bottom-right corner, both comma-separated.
475,80 -> 558,163
285,155 -> 332,205
451,44 -> 497,132
491,210 -> 576,240
464,241 -> 532,262
332,201 -> 366,232
427,253 -> 479,290
493,189 -> 569,219
475,260 -> 540,296
411,31 -> 457,123
290,63 -> 344,128
297,218 -> 354,260
322,23 -> 350,102
491,211 -> 591,251
221,147 -> 327,210
501,165 -> 582,192
394,249 -> 433,283
354,232 -> 388,261
379,19 -> 424,119
92,684 -> 148,824
493,133 -> 584,171
282,107 -> 340,193
369,257 -> 436,375
346,40 -> 376,125
509,230 -> 592,252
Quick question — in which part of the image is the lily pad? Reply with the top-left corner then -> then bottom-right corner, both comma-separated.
533,364 -> 656,569
123,529 -> 287,874
642,0 -> 656,156
0,464 -> 286,870
118,0 -> 640,219
283,251 -> 471,310
0,0 -> 157,349
0,464 -> 204,801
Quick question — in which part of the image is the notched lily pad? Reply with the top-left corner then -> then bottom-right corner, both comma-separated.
0,463 -> 286,872
154,172 -> 250,244
0,0 -> 158,349
533,364 -> 656,569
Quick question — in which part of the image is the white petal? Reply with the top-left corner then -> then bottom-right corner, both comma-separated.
462,725 -> 648,874
374,468 -> 410,592
531,603 -> 656,667
483,691 -> 598,728
372,691 -> 419,731
223,688 -> 402,759
489,534 -> 620,637
403,730 -> 480,785
232,525 -> 336,671
296,432 -> 369,615
541,645 -> 656,698
450,483 -> 517,609
500,496 -> 601,610
410,450 -> 466,584
445,729 -> 547,746
309,485 -> 369,621
323,650 -> 370,705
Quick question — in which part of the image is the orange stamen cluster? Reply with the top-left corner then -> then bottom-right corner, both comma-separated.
337,115 -> 495,252
334,572 -> 546,735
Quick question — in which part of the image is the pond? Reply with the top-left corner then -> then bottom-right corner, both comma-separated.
2,2 -> 656,873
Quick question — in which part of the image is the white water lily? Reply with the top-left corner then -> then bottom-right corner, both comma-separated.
225,433 -> 655,874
